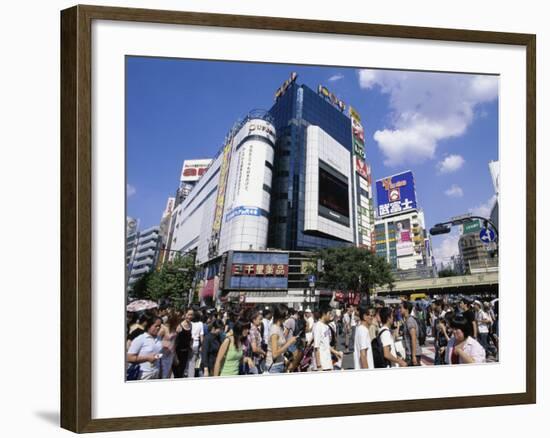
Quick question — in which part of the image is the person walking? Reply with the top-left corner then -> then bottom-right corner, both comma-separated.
158,310 -> 179,378
173,308 -> 193,378
474,300 -> 493,354
445,315 -> 486,364
213,319 -> 254,376
126,313 -> 163,380
353,306 -> 374,370
265,304 -> 297,373
379,307 -> 408,368
247,308 -> 266,373
314,306 -> 342,371
201,319 -> 224,377
399,301 -> 423,366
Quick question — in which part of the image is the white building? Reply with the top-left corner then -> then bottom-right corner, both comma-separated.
127,226 -> 161,288
375,209 -> 431,271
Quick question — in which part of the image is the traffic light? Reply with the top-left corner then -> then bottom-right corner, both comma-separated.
429,224 -> 451,236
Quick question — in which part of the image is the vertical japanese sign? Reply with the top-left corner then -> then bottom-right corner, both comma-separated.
376,171 -> 418,217
350,105 -> 372,250
209,140 -> 233,257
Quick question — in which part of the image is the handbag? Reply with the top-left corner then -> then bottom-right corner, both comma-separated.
126,363 -> 142,381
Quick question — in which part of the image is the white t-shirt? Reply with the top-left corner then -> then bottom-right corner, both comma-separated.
354,324 -> 374,370
379,327 -> 398,367
191,321 -> 204,348
262,318 -> 273,343
313,321 -> 333,370
476,311 -> 492,334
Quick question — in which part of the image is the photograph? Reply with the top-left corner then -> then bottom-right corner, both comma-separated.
125,57 -> 501,380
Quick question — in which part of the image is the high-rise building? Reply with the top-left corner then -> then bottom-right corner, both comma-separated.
167,74 -> 376,305
267,74 -> 375,251
157,197 -> 176,266
374,171 -> 433,273
127,225 -> 161,289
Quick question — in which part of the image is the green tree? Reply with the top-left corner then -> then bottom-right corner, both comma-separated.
145,254 -> 197,304
438,268 -> 458,278
130,272 -> 153,300
309,246 -> 394,305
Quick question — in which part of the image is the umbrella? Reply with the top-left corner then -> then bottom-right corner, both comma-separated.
126,299 -> 158,312
490,298 -> 499,306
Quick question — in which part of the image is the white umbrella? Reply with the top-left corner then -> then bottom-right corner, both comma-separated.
126,299 -> 158,312
490,298 -> 499,306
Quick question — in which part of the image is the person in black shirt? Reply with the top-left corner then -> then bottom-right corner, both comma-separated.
201,319 -> 224,377
459,298 -> 477,339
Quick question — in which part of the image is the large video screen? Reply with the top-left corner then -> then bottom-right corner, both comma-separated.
319,166 -> 349,218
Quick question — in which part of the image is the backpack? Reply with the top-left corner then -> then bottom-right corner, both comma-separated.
371,328 -> 390,368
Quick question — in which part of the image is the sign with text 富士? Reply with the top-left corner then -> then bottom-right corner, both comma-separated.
376,171 -> 418,217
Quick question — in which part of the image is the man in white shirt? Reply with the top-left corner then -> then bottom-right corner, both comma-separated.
474,300 -> 492,353
304,308 -> 314,344
354,306 -> 375,370
343,305 -> 357,353
379,307 -> 408,368
314,306 -> 342,371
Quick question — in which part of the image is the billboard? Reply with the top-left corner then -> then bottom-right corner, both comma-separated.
376,171 -> 417,217
226,252 -> 289,290
274,72 -> 297,100
180,159 -> 212,182
393,218 -> 415,257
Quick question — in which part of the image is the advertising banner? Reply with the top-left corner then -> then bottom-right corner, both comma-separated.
211,142 -> 233,234
180,159 -> 212,182
355,157 -> 368,179
376,171 -> 417,217
227,252 -> 289,290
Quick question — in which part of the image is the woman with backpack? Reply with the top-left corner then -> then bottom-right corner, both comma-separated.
213,319 -> 254,376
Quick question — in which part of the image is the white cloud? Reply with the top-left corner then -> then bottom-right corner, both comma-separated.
127,184 -> 136,197
469,195 -> 497,219
358,69 -> 498,166
437,154 -> 465,174
431,229 -> 461,265
445,184 -> 464,198
328,74 -> 344,82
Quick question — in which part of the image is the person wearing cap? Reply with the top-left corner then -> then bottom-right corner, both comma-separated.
474,300 -> 493,354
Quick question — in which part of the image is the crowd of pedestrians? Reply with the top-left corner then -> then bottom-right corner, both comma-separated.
126,296 -> 499,381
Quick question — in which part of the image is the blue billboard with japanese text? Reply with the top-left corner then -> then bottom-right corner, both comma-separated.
376,171 -> 417,217
226,251 -> 289,290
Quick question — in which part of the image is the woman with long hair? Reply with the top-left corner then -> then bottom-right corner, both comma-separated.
213,319 -> 254,376
158,310 -> 180,378
126,313 -> 163,380
173,308 -> 193,378
265,304 -> 297,373
201,319 -> 225,377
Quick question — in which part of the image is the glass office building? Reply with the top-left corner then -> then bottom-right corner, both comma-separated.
268,80 -> 357,251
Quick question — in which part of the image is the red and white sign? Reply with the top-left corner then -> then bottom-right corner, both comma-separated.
180,159 -> 212,182
355,157 -> 368,179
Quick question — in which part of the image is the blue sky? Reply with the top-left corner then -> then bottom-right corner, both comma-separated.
126,56 -> 498,264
